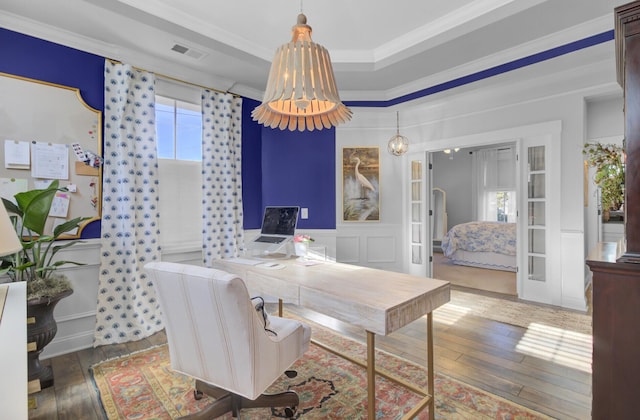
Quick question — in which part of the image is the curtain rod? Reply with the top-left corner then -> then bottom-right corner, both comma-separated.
106,58 -> 241,98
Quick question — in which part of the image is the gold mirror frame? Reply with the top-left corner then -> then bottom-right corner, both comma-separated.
0,72 -> 102,239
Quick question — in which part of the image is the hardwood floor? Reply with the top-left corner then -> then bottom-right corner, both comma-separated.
29,287 -> 591,420
432,251 -> 517,295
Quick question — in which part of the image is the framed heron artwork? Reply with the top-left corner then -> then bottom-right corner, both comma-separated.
342,146 -> 380,221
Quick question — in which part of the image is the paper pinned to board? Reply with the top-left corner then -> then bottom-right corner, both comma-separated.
0,177 -> 28,203
49,191 -> 70,218
31,141 -> 69,180
4,139 -> 30,169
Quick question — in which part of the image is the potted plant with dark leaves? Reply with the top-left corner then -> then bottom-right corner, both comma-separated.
0,180 -> 88,389
583,142 -> 625,222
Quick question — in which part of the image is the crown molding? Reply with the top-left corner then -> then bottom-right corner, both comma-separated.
342,56 -> 620,130
0,11 -> 118,60
113,0 -> 274,61
0,11 -> 239,95
341,14 -> 615,104
368,0 -> 547,67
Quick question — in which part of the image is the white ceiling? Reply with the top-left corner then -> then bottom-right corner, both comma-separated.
0,0 -> 627,102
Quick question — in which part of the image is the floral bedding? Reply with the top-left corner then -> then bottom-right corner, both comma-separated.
441,221 -> 516,258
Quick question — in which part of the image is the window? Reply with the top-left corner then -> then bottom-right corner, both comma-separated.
155,95 -> 202,161
474,145 -> 517,222
484,190 -> 516,222
154,93 -> 203,247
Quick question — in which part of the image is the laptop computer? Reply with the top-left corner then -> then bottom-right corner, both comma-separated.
246,206 -> 299,254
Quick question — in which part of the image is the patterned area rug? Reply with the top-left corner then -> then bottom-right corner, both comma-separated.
447,289 -> 592,335
90,323 -> 552,419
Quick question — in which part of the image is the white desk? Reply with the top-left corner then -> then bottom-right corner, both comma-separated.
0,282 -> 27,419
213,258 -> 450,419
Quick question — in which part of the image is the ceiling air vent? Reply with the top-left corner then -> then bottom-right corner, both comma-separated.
170,43 -> 206,60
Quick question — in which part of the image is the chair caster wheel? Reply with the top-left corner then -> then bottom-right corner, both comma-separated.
284,406 -> 296,419
285,370 -> 297,378
193,390 -> 204,400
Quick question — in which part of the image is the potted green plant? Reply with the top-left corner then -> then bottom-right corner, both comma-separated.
0,180 -> 88,389
583,142 -> 625,221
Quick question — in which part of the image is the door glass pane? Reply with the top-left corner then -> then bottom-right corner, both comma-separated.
412,183 -> 421,201
412,224 -> 421,243
412,245 -> 422,264
412,203 -> 421,222
528,229 -> 545,254
528,256 -> 546,281
411,161 -> 422,180
526,144 -> 546,284
528,174 -> 545,198
528,146 -> 545,171
528,202 -> 545,226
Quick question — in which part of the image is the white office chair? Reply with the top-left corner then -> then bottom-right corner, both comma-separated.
145,262 -> 311,419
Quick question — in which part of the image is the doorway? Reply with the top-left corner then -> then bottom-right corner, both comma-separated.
404,121 -> 562,305
431,144 -> 518,295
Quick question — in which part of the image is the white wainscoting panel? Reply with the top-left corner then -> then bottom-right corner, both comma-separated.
561,230 -> 587,311
41,240 -> 101,358
366,236 -> 396,263
337,223 -> 403,272
336,236 -> 360,263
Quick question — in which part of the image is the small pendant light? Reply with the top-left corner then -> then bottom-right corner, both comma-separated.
388,111 -> 409,156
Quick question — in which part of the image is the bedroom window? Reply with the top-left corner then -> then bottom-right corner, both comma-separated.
485,190 -> 516,222
474,146 -> 517,222
155,95 -> 202,161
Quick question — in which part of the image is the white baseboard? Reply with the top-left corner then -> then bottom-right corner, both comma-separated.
41,330 -> 95,360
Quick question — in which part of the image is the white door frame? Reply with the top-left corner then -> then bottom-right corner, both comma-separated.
518,133 -> 562,303
405,150 -> 432,277
405,120 -> 562,303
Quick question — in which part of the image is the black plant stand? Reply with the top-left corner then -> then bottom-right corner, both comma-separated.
27,289 -> 73,389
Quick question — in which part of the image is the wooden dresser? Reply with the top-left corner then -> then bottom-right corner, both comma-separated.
586,2 -> 640,418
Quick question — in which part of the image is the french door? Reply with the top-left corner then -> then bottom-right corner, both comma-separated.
407,151 -> 432,277
518,135 -> 560,303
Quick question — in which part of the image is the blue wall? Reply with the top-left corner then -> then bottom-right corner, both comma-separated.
1,28 -> 337,235
241,98 -> 263,229
0,28 -> 104,111
261,127 -> 336,229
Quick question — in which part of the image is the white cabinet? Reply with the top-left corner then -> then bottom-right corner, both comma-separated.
0,282 -> 27,419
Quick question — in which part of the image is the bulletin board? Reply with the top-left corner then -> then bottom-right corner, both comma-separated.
0,72 -> 102,238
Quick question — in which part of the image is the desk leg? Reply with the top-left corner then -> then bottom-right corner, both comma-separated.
427,311 -> 434,420
367,330 -> 375,419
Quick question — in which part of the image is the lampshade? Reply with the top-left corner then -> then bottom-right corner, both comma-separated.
388,112 -> 409,156
252,13 -> 352,132
0,203 -> 21,257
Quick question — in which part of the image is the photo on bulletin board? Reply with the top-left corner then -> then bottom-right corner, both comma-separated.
342,146 -> 380,221
0,72 -> 102,238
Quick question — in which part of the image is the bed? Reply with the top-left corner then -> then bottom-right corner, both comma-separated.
441,221 -> 517,272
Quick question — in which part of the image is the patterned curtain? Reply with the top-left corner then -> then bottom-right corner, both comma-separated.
94,62 -> 163,346
201,89 -> 244,266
